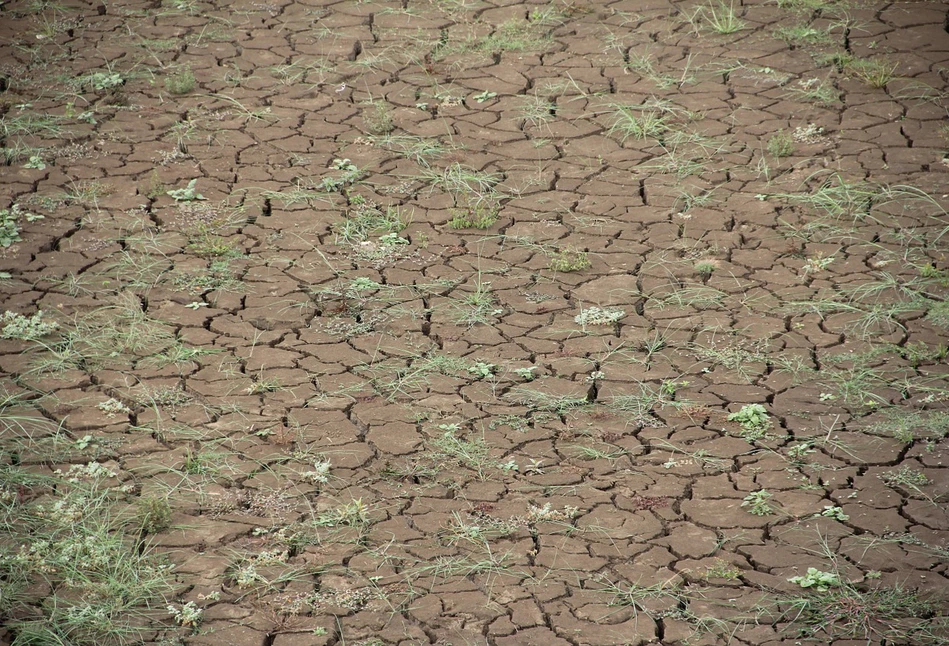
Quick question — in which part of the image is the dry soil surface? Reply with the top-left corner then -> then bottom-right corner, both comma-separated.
2,0 -> 949,645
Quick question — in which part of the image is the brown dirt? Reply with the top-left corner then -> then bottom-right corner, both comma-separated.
2,0 -> 949,644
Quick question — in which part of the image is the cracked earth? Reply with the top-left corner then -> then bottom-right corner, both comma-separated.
2,0 -> 949,644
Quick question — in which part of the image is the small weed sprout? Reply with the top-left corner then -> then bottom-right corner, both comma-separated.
785,442 -> 816,463
81,71 -> 124,91
472,90 -> 497,103
302,458 -> 332,485
166,179 -> 206,202
767,130 -> 794,157
788,568 -> 841,592
879,466 -> 929,488
815,505 -> 850,521
575,306 -> 625,327
741,489 -> 774,516
448,205 -> 499,229
688,1 -> 745,34
846,58 -> 898,88
694,259 -> 718,276
1,310 -> 58,339
514,366 -> 538,381
164,66 -> 196,94
802,253 -> 835,274
467,362 -> 497,379
704,558 -> 742,580
728,404 -> 771,440
234,562 -> 262,588
787,78 -> 839,107
23,155 -> 46,169
0,204 -> 43,247
137,496 -> 173,533
168,601 -> 203,628
549,248 -> 591,272
363,98 -> 394,135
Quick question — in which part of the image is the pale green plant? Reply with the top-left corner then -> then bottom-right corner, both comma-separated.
166,179 -> 206,201
741,489 -> 774,516
788,568 -> 841,592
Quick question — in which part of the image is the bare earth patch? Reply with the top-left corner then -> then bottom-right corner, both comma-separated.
1,0 -> 949,645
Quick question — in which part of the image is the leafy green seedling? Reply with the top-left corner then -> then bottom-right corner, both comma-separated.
741,490 -> 774,516
166,179 -> 206,201
789,568 -> 841,592
815,505 -> 849,521
575,307 -> 625,327
1,310 -> 58,339
468,362 -> 497,379
728,404 -> 771,440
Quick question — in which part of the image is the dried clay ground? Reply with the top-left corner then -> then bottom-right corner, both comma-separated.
2,0 -> 949,645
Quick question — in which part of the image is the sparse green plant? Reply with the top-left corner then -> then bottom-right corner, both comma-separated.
623,50 -> 699,89
608,103 -> 674,143
363,98 -> 394,135
768,581 -> 948,643
518,94 -> 556,127
815,505 -> 849,521
0,467 -> 175,644
846,58 -> 898,88
23,155 -> 46,169
728,404 -> 772,440
334,199 -> 407,245
549,247 -> 591,272
786,77 -> 840,106
703,558 -> 742,580
246,376 -> 283,394
879,465 -> 929,488
429,429 -> 517,479
694,259 -> 718,276
513,366 -> 538,381
451,18 -> 552,57
0,204 -> 42,247
472,90 -> 497,103
137,496 -> 172,533
741,489 -> 774,516
802,252 -> 835,274
467,361 -> 496,379
166,179 -> 206,202
773,24 -> 832,47
447,203 -> 499,229
315,498 -> 371,527
301,458 -> 331,485
1,310 -> 58,340
691,337 -> 769,382
79,70 -> 124,91
596,574 -> 681,610
164,66 -> 196,94
789,567 -> 841,592
767,130 -> 794,157
686,1 -> 745,35
367,134 -> 445,166
575,306 -> 625,327
450,278 -> 503,327
785,441 -> 817,463
924,300 -> 949,329
507,387 -> 590,414
167,601 -> 203,628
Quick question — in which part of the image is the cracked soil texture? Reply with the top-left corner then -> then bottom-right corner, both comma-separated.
2,0 -> 949,645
